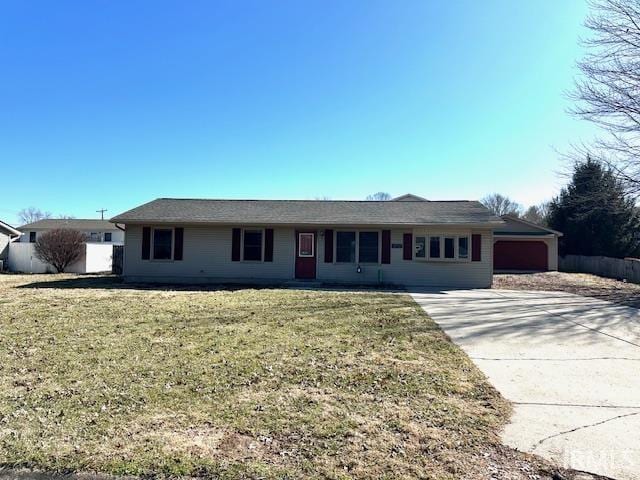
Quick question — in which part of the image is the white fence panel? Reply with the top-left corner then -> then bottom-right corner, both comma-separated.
559,255 -> 640,284
7,243 -> 51,273
84,243 -> 113,273
7,243 -> 113,274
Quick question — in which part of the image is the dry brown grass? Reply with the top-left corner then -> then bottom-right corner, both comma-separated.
494,272 -> 640,308
0,274 -> 593,479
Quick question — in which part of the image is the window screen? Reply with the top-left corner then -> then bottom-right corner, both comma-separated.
336,232 -> 356,263
359,232 -> 379,263
243,230 -> 263,261
458,237 -> 469,258
444,237 -> 455,259
415,236 -> 426,258
153,229 -> 173,260
429,236 -> 440,258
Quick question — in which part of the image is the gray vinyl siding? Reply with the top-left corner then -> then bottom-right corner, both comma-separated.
318,229 -> 493,288
123,225 -> 295,282
122,224 -> 493,288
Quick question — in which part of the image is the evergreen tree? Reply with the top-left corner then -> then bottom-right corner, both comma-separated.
548,157 -> 640,257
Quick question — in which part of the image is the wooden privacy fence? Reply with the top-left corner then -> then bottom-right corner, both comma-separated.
112,245 -> 123,275
559,255 -> 640,284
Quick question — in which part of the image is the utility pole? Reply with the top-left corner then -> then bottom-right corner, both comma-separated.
96,208 -> 108,220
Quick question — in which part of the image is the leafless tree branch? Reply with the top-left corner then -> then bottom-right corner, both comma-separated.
571,0 -> 640,197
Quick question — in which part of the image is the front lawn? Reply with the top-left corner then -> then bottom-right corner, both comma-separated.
0,274 -> 559,479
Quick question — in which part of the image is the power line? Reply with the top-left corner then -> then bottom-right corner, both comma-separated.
96,208 -> 108,220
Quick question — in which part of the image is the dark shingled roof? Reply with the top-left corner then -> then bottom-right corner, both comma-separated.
111,198 -> 503,226
19,219 -> 119,231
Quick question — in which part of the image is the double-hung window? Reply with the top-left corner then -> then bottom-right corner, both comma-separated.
417,234 -> 471,261
104,232 -> 112,242
336,232 -> 356,263
458,237 -> 469,259
415,236 -> 426,258
335,231 -> 380,263
358,232 -> 379,263
444,237 -> 455,259
153,228 -> 173,260
429,236 -> 441,258
243,230 -> 263,261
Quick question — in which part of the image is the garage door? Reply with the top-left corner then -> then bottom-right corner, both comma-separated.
494,241 -> 548,271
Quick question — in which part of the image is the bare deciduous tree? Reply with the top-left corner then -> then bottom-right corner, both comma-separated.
366,192 -> 392,201
18,207 -> 51,225
481,193 -> 522,217
522,202 -> 550,225
571,0 -> 640,196
34,229 -> 87,273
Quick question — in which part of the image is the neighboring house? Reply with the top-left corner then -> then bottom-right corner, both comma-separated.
0,220 -> 21,267
391,193 -> 429,201
110,197 -> 504,287
493,215 -> 563,271
18,219 -> 124,244
7,219 -> 122,274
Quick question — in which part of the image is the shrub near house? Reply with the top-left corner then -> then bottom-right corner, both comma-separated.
34,229 -> 87,273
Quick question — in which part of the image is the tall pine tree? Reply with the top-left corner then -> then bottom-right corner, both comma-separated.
548,157 -> 640,258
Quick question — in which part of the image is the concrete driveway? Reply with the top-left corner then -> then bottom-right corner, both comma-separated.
410,288 -> 640,480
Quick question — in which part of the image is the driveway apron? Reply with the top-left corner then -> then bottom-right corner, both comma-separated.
410,288 -> 640,480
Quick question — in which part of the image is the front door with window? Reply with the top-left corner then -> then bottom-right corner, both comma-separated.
295,231 -> 316,279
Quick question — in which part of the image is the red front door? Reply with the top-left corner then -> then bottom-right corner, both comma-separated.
295,231 -> 316,279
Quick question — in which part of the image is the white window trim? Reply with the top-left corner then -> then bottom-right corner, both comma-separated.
241,228 -> 265,262
414,233 -> 471,263
333,230 -> 381,265
151,227 -> 175,262
298,233 -> 315,257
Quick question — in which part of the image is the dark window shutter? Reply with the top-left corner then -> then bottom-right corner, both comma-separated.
472,234 -> 482,261
403,233 -> 412,260
324,229 -> 334,263
381,230 -> 391,264
232,228 -> 241,261
174,227 -> 184,260
142,227 -> 151,260
264,228 -> 274,262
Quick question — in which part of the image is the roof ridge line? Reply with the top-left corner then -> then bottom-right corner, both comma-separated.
154,197 -> 478,203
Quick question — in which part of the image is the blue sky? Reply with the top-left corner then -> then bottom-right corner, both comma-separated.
0,1 -> 598,225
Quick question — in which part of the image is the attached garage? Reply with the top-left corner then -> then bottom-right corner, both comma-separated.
495,240 -> 548,270
493,216 -> 563,272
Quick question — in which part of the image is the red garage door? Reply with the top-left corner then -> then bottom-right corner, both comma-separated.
494,241 -> 548,271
